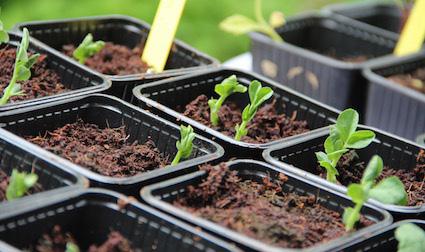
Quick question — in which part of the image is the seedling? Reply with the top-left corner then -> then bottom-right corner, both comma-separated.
234,80 -> 273,141
395,223 -> 425,252
6,169 -> 38,201
220,0 -> 285,42
208,75 -> 247,126
171,125 -> 195,165
343,155 -> 407,231
65,242 -> 80,252
315,109 -> 375,183
0,28 -> 39,105
73,33 -> 105,64
0,9 -> 9,44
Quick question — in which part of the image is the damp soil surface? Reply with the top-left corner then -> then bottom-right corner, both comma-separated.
0,170 -> 43,201
183,95 -> 309,144
63,42 -> 149,75
31,225 -> 140,252
316,150 -> 425,206
173,163 -> 373,249
387,67 -> 425,94
25,119 -> 168,177
0,46 -> 68,103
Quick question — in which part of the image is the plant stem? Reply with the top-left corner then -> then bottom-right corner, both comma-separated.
254,0 -> 283,43
211,95 -> 227,126
346,203 -> 363,231
326,172 -> 337,184
171,151 -> 183,166
0,75 -> 17,105
235,120 -> 247,141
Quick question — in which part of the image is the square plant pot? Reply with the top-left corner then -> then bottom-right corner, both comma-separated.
0,94 -> 224,198
336,220 -> 425,251
363,52 -> 425,141
0,127 -> 87,212
14,15 -> 219,102
0,188 -> 241,252
250,12 -> 398,113
140,160 -> 392,252
323,2 -> 407,34
0,32 -> 110,112
132,67 -> 339,159
263,125 -> 425,220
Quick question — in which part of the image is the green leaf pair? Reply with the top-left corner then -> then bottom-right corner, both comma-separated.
208,75 -> 247,126
73,33 -> 105,64
0,28 -> 40,105
343,155 -> 407,231
395,223 -> 425,252
315,109 -> 375,183
171,125 -> 195,165
6,169 -> 38,201
234,80 -> 273,141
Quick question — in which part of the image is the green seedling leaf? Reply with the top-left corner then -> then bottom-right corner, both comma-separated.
346,130 -> 376,149
335,108 -> 359,143
347,184 -> 366,205
73,33 -> 105,64
361,155 -> 383,184
369,176 -> 408,205
6,169 -> 38,200
234,80 -> 273,141
208,75 -> 247,126
315,151 -> 339,183
219,15 -> 262,35
395,223 -> 425,252
65,242 -> 80,252
171,125 -> 195,165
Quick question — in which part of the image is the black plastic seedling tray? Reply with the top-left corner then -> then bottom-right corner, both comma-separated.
14,15 -> 219,102
0,32 -> 110,112
0,127 -> 87,212
0,94 -> 224,198
140,159 -> 392,252
264,125 -> 425,220
337,219 -> 425,251
363,52 -> 425,142
0,188 -> 241,252
133,67 -> 339,159
250,12 -> 398,113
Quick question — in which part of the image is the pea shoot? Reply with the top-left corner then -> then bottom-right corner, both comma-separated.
171,125 -> 195,165
73,33 -> 105,64
6,169 -> 38,201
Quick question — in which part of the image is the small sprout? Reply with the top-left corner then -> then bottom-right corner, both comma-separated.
208,75 -> 247,126
315,109 -> 376,183
65,242 -> 80,252
343,155 -> 407,231
234,80 -> 273,141
73,33 -> 105,64
395,223 -> 425,252
6,169 -> 38,200
171,125 -> 195,165
219,0 -> 284,42
0,28 -> 39,105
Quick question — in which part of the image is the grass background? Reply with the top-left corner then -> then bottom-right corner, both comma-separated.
1,0 -> 367,61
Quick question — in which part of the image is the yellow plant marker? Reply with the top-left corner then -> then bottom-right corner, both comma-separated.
394,0 -> 425,56
142,0 -> 187,73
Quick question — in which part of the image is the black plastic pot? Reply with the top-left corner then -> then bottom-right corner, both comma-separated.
140,159 -> 392,252
263,125 -> 425,220
323,2 -> 405,34
0,127 -> 87,212
250,12 -> 398,113
0,188 -> 241,252
0,32 -> 110,112
133,67 -> 339,159
337,220 -> 425,251
14,15 -> 219,102
363,52 -> 425,141
0,94 -> 224,198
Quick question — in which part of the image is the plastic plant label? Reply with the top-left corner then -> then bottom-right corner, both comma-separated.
394,0 -> 425,56
141,0 -> 187,73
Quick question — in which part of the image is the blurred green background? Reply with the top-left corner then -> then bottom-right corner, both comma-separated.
1,0 -> 364,61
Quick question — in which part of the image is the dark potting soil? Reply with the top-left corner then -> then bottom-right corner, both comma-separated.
62,42 -> 149,75
0,46 -> 68,103
173,163 -> 373,249
182,95 -> 309,143
387,67 -> 425,94
31,225 -> 140,252
316,150 -> 425,206
0,170 -> 43,201
25,119 -> 168,178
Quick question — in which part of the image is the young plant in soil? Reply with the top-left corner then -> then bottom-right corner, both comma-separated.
0,28 -> 40,105
72,33 -> 105,64
343,155 -> 407,231
395,223 -> 425,252
171,125 -> 195,165
315,108 -> 375,183
234,80 -> 273,140
5,169 -> 38,201
208,75 -> 247,126
220,0 -> 285,42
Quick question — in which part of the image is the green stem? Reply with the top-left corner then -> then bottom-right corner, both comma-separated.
171,151 -> 183,166
0,75 -> 17,105
210,95 -> 227,126
235,120 -> 247,141
346,203 -> 363,231
254,0 -> 283,43
326,172 -> 337,184
254,0 -> 266,24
